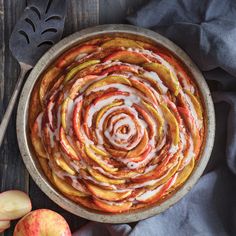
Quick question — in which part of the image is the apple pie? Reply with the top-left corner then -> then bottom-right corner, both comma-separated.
29,36 -> 205,213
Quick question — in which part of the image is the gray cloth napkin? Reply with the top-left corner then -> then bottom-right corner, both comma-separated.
74,0 -> 236,235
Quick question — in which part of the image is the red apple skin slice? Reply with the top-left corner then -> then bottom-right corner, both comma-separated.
103,50 -> 150,64
136,175 -> 175,204
177,106 -> 201,155
0,220 -> 10,233
59,127 -> 79,160
128,144 -> 152,162
126,129 -> 149,159
56,45 -> 97,68
93,198 -> 132,213
86,183 -> 131,201
101,37 -> 143,49
100,64 -> 138,75
73,99 -> 85,143
82,91 -> 129,138
13,209 -> 72,236
69,195 -> 101,211
39,67 -> 61,106
132,150 -> 180,183
31,116 -> 47,158
92,91 -> 129,106
130,78 -> 158,105
0,190 -> 32,221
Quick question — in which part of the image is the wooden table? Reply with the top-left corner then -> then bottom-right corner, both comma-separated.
0,0 -> 148,235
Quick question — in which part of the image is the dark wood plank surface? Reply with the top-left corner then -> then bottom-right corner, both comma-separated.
0,1 -> 29,235
0,0 -> 148,235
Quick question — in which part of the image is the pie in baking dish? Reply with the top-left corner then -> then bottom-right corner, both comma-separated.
29,36 -> 205,213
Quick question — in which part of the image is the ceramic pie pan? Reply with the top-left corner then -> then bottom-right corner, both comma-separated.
16,24 -> 215,223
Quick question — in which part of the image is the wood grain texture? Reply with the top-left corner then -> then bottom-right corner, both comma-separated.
0,0 -> 148,235
63,0 -> 99,36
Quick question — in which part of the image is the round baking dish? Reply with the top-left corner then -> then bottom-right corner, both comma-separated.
16,24 -> 215,223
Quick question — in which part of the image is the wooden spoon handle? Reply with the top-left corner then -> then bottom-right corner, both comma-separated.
0,63 -> 31,147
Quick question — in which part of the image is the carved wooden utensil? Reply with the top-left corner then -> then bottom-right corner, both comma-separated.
0,0 -> 66,146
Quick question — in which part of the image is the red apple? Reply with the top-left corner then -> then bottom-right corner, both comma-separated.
13,209 -> 71,236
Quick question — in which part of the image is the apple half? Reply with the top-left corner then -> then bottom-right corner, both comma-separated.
0,190 -> 32,221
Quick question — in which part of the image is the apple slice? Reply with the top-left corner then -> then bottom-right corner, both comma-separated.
73,99 -> 85,143
143,62 -> 180,96
126,129 -> 149,158
0,190 -> 32,220
39,67 -> 61,106
136,178 -> 173,204
70,195 -> 101,211
128,144 -> 152,162
103,144 -> 127,158
100,64 -> 138,75
103,50 -> 150,64
59,126 -> 79,160
101,37 -> 143,49
87,167 -> 125,185
31,114 -> 47,158
184,89 -> 203,120
0,220 -> 10,233
95,101 -> 123,127
13,209 -> 71,236
84,145 -> 118,173
160,104 -> 179,145
132,151 -> 179,183
38,157 -> 52,180
148,161 -> 180,190
93,198 -> 132,213
92,91 -> 129,106
52,173 -> 87,197
56,44 -> 97,68
87,183 -> 132,201
68,75 -> 98,100
90,145 -> 108,156
85,75 -> 131,95
173,157 -> 194,188
64,59 -> 100,83
55,154 -> 76,175
61,97 -> 71,131
130,78 -> 158,104
142,100 -> 164,138
133,103 -> 155,139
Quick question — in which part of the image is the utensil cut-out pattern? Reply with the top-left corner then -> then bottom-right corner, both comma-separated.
9,0 -> 66,66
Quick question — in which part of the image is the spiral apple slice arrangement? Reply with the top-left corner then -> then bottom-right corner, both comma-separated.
29,37 -> 205,213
